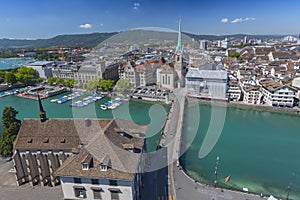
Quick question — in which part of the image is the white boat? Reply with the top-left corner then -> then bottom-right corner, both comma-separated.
108,103 -> 118,110
50,99 -> 57,103
100,104 -> 108,110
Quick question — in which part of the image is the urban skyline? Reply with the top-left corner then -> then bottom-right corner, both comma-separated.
0,0 -> 300,39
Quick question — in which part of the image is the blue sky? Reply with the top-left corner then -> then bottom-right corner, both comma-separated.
0,0 -> 299,39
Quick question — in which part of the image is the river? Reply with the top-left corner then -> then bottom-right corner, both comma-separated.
0,93 -> 169,152
180,102 -> 300,199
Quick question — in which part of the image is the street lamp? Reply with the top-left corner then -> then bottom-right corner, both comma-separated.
214,156 -> 219,188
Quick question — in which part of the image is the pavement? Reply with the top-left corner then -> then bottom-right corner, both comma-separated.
173,163 -> 266,200
0,158 -> 64,200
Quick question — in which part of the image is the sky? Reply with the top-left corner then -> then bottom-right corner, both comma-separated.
0,0 -> 299,39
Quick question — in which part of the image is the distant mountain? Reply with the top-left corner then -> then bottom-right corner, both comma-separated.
184,32 -> 284,41
101,29 -> 194,46
0,31 -> 286,49
0,32 -> 117,49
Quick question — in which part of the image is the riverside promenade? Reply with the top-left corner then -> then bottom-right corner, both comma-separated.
158,89 -> 268,200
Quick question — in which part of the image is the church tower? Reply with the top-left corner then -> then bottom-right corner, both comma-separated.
37,94 -> 47,122
174,19 -> 185,88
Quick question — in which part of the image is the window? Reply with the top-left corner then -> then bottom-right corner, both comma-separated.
82,163 -> 89,170
74,178 -> 82,184
100,164 -> 107,171
110,191 -> 119,200
74,187 -> 86,198
93,189 -> 102,199
109,180 -> 118,186
91,179 -> 99,185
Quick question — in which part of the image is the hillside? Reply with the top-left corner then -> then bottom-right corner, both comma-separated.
0,32 -> 117,49
0,31 -> 286,49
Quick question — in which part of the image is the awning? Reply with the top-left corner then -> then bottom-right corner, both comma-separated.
73,186 -> 85,190
108,188 -> 121,192
91,187 -> 103,191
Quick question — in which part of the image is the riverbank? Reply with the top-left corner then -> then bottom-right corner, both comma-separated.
175,162 -> 268,200
180,102 -> 300,199
187,97 -> 300,115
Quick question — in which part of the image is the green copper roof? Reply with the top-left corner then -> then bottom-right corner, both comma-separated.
176,19 -> 183,53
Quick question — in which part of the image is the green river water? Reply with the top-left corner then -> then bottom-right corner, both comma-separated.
1,93 -> 300,199
180,103 -> 300,199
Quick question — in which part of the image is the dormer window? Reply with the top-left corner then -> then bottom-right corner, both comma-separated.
100,164 -> 107,171
100,155 -> 110,171
81,153 -> 93,171
82,163 -> 90,170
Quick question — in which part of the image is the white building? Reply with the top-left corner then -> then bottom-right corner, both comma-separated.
119,61 -> 160,87
261,82 -> 296,107
159,63 -> 178,89
52,63 -> 80,79
185,63 -> 228,100
13,118 -> 147,200
227,79 -> 242,101
221,38 -> 231,49
77,60 -> 120,84
199,40 -> 208,50
26,61 -> 54,79
283,35 -> 298,42
241,85 -> 263,105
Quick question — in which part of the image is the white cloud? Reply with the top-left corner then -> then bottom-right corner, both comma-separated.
79,23 -> 92,29
231,17 -> 256,24
221,18 -> 228,23
100,23 -> 104,27
231,18 -> 243,23
133,2 -> 140,10
244,17 -> 256,21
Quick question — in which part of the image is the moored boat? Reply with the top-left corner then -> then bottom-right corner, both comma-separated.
100,104 -> 108,110
224,175 -> 231,183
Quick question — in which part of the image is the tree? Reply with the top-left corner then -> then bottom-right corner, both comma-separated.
98,79 -> 114,91
87,78 -> 99,91
0,107 -> 21,157
0,71 -> 6,84
36,77 -> 45,83
114,79 -> 134,94
55,78 -> 64,86
15,67 -> 38,84
5,72 -> 17,85
47,77 -> 57,85
228,52 -> 242,60
63,78 -> 76,88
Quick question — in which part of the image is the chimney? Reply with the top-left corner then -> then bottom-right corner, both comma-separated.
85,118 -> 91,127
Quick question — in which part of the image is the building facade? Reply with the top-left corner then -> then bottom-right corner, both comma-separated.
241,85 -> 263,105
52,63 -> 80,79
261,84 -> 296,107
185,63 -> 228,100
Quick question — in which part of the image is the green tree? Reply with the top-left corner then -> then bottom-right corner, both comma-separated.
36,77 -> 45,83
55,78 -> 64,86
63,78 -> 76,88
114,79 -> 134,94
98,79 -> 114,91
228,52 -> 242,60
15,67 -> 38,84
0,107 -> 21,157
0,71 -> 5,79
0,71 -> 6,84
87,78 -> 99,91
5,72 -> 17,85
47,77 -> 57,85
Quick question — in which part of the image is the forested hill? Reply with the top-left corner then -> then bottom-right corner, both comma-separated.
0,32 -> 118,49
0,31 -> 284,49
